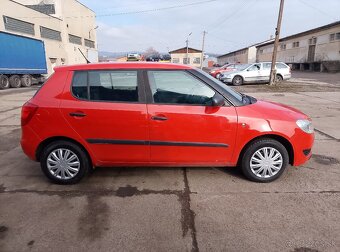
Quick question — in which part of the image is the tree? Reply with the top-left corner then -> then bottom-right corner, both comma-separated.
143,47 -> 160,58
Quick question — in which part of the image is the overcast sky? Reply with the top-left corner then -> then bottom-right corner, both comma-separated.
80,0 -> 340,54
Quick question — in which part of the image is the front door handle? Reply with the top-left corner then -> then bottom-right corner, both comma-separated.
151,115 -> 168,121
69,112 -> 86,117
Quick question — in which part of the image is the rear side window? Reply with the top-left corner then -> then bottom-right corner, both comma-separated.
148,70 -> 215,105
276,63 -> 288,69
71,70 -> 139,102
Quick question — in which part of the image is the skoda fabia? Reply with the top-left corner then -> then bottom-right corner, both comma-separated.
21,63 -> 314,184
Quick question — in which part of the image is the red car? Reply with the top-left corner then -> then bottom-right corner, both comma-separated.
21,62 -> 314,184
209,63 -> 240,79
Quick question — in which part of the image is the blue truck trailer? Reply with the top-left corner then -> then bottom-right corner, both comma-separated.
0,31 -> 48,89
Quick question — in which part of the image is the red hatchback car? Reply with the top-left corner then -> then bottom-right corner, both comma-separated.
21,62 -> 314,184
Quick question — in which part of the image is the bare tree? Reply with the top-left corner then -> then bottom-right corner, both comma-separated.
143,47 -> 160,58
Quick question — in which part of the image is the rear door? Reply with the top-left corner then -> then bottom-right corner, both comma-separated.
145,70 -> 237,166
261,63 -> 271,82
60,69 -> 149,165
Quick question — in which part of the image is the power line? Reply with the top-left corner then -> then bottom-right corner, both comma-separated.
297,0 -> 338,21
206,0 -> 258,33
12,0 -> 218,19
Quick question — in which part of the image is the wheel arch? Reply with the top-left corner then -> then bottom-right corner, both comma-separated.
36,136 -> 93,167
237,134 -> 294,166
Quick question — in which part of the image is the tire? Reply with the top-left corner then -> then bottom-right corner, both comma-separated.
40,140 -> 90,184
232,75 -> 243,86
21,74 -> 32,87
0,75 -> 10,89
275,74 -> 283,82
9,75 -> 21,88
240,138 -> 289,183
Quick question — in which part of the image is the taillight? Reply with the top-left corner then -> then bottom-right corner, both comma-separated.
21,102 -> 38,126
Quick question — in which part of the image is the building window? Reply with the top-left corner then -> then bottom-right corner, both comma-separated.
40,26 -> 61,41
183,58 -> 190,64
292,41 -> 299,48
193,57 -> 201,64
309,37 -> 317,45
3,16 -> 34,35
84,39 -> 95,48
330,33 -> 335,41
259,49 -> 264,54
336,33 -> 340,40
280,44 -> 286,50
69,34 -> 82,45
172,58 -> 179,63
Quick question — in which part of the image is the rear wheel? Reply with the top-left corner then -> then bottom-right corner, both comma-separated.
232,75 -> 243,86
240,138 -> 289,182
40,140 -> 90,184
21,74 -> 33,87
0,75 -> 9,89
9,75 -> 21,88
275,74 -> 283,82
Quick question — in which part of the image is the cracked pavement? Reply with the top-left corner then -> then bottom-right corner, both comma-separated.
0,72 -> 339,252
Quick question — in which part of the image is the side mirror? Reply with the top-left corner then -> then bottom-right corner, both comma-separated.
211,93 -> 225,107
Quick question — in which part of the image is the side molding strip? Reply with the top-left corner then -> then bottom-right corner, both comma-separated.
86,139 -> 228,148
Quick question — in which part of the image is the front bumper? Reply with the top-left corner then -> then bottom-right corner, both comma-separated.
292,131 -> 314,166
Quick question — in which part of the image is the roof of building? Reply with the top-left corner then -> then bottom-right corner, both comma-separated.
54,62 -> 192,71
169,47 -> 202,54
257,21 -> 340,48
217,38 -> 274,58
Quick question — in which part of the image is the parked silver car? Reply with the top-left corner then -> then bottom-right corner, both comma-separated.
220,62 -> 291,85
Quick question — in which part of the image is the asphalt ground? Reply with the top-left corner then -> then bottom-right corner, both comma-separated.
0,71 -> 339,252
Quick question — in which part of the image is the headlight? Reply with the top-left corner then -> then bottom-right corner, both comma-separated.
296,119 -> 314,134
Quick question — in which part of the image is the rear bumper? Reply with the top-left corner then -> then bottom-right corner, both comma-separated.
21,125 -> 41,161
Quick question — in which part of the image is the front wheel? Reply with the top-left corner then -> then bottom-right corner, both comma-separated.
241,139 -> 289,182
232,75 -> 243,86
40,140 -> 90,184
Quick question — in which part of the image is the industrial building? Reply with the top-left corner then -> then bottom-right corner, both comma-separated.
0,0 -> 98,76
217,39 -> 273,65
169,47 -> 202,68
256,21 -> 340,72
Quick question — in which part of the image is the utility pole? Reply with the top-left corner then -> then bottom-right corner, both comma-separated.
185,32 -> 192,65
269,0 -> 285,85
200,31 -> 207,69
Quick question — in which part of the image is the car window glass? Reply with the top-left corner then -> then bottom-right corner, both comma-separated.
248,64 -> 261,71
88,71 -> 138,102
276,63 -> 288,69
148,71 -> 215,105
72,71 -> 88,99
263,63 -> 271,70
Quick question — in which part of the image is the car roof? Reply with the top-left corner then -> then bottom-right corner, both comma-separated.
54,62 -> 193,72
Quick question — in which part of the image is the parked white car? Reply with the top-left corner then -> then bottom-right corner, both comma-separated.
220,62 -> 291,85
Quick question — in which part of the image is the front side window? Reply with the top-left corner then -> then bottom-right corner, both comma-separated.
247,64 -> 261,71
71,70 -> 139,102
148,71 -> 215,106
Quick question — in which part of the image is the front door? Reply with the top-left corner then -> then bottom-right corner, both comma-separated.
243,63 -> 262,83
145,70 -> 237,166
61,70 -> 149,164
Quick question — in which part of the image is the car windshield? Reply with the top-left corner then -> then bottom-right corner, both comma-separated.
196,69 -> 243,103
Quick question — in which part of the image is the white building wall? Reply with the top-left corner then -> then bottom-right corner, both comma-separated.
0,0 -> 98,76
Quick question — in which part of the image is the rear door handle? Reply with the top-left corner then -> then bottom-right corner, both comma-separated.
151,115 -> 168,121
69,112 -> 86,117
